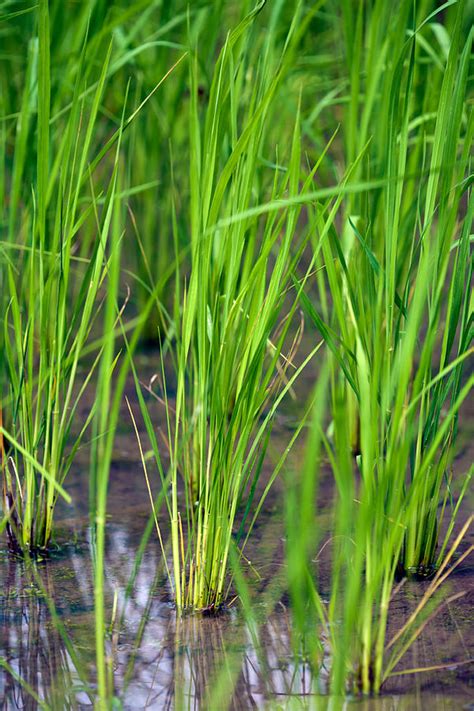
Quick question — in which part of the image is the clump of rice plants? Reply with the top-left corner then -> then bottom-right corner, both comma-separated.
286,363 -> 473,696
303,0 -> 473,578
129,4 -> 328,612
283,1 -> 473,695
0,0 -> 131,554
1,0 -> 472,707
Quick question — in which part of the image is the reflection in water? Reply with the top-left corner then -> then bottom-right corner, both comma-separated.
0,559 -> 92,709
0,525 -> 321,709
0,522 -> 472,710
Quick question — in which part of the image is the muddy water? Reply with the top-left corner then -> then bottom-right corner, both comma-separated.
0,354 -> 473,710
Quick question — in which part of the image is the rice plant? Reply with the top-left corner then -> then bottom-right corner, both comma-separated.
303,0 -> 473,577
127,3 -> 334,613
0,0 -> 139,554
282,0 -> 474,694
1,0 -> 472,708
123,1 -> 228,341
286,360 -> 473,696
124,0 -> 326,341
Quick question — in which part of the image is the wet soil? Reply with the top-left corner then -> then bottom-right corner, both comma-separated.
0,350 -> 472,710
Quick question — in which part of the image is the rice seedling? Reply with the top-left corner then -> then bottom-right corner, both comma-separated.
127,3 -> 337,613
302,0 -> 473,577
86,50 -> 191,711
124,0 -> 326,341
0,0 -> 156,555
85,59 -> 193,707
1,0 -> 472,708
281,0 -> 474,695
286,360 -> 473,696
123,1 -> 228,341
0,1 -> 111,553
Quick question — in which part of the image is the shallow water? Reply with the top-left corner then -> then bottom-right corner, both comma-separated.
1,356 -> 473,710
1,512 -> 472,710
